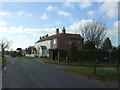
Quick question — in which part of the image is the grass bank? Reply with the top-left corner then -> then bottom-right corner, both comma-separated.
64,67 -> 118,81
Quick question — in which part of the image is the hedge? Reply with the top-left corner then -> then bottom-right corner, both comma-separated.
64,50 -> 118,63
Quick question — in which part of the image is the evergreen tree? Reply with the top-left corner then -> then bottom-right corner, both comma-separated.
70,42 -> 79,61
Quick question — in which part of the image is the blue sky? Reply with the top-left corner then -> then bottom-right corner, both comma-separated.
0,1 -> 119,50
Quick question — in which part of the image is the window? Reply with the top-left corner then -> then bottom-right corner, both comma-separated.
53,39 -> 56,44
63,40 -> 67,44
78,40 -> 80,44
68,40 -> 73,44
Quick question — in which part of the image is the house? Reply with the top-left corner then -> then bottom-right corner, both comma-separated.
25,46 -> 37,57
35,27 -> 83,60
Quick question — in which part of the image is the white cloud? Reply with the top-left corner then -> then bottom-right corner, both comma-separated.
0,22 -> 56,36
57,10 -> 71,16
0,11 -> 12,16
15,11 -> 33,16
87,10 -> 95,16
107,20 -> 119,36
79,2 -> 92,9
0,21 -> 8,26
40,13 -> 49,20
68,19 -> 93,31
64,2 -> 74,8
46,5 -> 57,11
98,2 -> 118,19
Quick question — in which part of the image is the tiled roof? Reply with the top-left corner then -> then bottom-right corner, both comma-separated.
35,33 -> 83,43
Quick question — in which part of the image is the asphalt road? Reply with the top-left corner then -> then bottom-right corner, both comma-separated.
2,57 -> 118,88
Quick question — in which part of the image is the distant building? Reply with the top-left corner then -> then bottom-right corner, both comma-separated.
25,46 -> 37,57
35,27 -> 83,60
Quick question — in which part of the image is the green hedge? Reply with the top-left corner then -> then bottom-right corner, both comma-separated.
65,50 -> 118,63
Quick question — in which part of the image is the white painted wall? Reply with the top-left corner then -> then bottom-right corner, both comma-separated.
35,40 -> 51,57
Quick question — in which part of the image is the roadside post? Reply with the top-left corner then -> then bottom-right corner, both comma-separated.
107,49 -> 113,64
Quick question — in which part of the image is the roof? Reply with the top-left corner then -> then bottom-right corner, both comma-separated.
36,33 -> 83,43
117,45 -> 120,49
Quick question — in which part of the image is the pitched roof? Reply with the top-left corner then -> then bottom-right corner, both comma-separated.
36,33 -> 83,43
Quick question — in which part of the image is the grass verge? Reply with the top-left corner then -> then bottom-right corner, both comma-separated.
17,56 -> 38,59
46,60 -> 117,67
64,67 -> 118,81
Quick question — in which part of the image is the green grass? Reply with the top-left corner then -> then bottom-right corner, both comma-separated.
46,60 -> 117,67
64,67 -> 118,81
17,56 -> 38,59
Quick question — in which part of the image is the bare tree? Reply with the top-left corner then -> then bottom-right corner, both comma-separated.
80,20 -> 107,49
0,38 -> 11,58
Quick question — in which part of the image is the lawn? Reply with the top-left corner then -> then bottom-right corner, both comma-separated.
64,67 -> 118,81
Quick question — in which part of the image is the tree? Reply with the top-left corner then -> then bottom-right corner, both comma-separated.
82,40 -> 96,50
80,20 -> 106,49
16,48 -> 22,52
16,48 -> 22,57
0,39 -> 11,58
102,37 -> 113,50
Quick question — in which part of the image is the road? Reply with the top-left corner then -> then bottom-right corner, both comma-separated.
2,57 -> 118,88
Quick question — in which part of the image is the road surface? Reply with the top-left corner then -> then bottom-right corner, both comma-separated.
2,57 -> 118,88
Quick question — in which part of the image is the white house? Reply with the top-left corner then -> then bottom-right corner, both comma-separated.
35,40 -> 51,57
34,27 -> 83,59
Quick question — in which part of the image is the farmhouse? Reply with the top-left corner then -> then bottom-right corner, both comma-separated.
35,27 -> 83,60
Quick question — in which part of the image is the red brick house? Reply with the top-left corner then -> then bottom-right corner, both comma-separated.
35,27 -> 83,60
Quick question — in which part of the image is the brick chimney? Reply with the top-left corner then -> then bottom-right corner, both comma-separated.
62,27 -> 66,34
56,28 -> 59,34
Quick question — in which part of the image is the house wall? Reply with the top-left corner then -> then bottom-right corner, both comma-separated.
57,35 -> 83,50
35,40 -> 51,57
51,38 -> 57,49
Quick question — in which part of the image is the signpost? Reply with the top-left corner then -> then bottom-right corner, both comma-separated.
107,49 -> 113,64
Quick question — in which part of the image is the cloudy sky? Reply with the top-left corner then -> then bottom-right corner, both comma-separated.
0,1 -> 119,50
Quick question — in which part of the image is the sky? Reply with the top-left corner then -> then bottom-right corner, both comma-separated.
0,1 -> 119,50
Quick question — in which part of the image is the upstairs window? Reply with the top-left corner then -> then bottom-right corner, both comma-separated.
68,40 -> 73,44
63,40 -> 67,44
53,39 -> 56,44
78,40 -> 80,44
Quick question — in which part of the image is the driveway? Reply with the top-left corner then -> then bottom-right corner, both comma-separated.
2,57 -> 118,88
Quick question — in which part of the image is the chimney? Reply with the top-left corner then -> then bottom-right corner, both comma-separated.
56,28 -> 59,34
62,27 -> 66,34
40,36 -> 42,40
